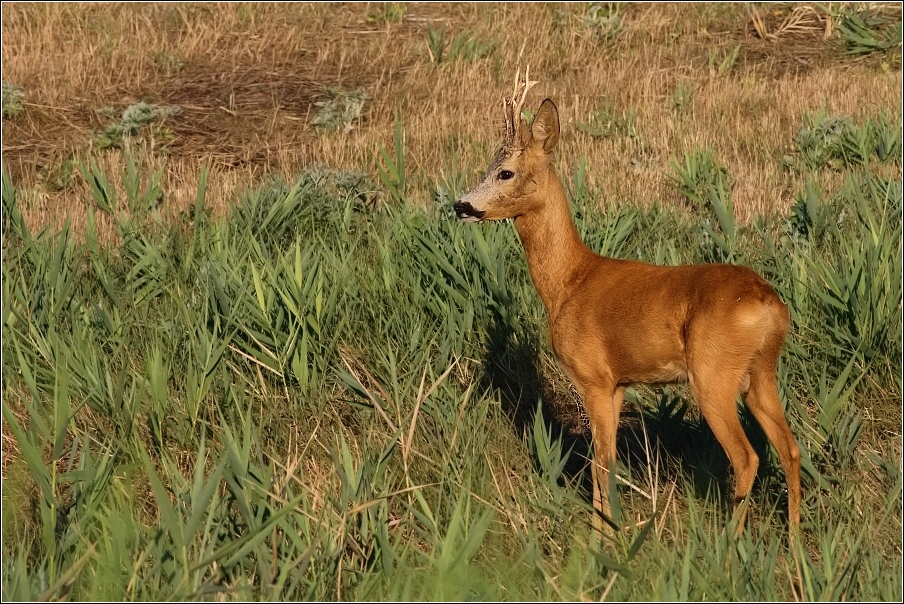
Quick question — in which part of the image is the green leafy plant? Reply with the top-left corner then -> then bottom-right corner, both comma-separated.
432,165 -> 468,210
377,116 -> 406,203
790,178 -> 831,241
38,158 -> 75,192
427,27 -> 494,64
708,44 -> 741,75
312,87 -> 370,133
667,148 -> 728,208
78,151 -> 164,219
2,80 -> 25,118
792,110 -> 902,170
803,176 -> 902,362
672,80 -> 693,111
95,102 -> 181,150
446,31 -> 496,62
793,110 -> 849,170
873,112 -> 903,162
667,149 -> 737,258
153,51 -> 186,76
833,5 -> 903,55
427,24 -> 446,64
366,2 -> 406,25
582,2 -> 625,42
530,402 -> 571,493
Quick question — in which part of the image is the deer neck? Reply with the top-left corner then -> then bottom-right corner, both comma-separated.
514,168 -> 594,316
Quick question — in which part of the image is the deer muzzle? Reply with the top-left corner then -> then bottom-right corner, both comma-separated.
453,200 -> 485,223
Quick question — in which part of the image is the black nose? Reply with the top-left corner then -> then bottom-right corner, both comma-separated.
453,201 -> 484,220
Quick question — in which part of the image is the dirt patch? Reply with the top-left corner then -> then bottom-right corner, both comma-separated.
1,2 -> 426,180
739,3 -> 901,76
2,3 -> 900,231
153,63 -> 344,166
2,61 -> 374,179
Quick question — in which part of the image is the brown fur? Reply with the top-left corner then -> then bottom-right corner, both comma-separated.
454,97 -> 801,536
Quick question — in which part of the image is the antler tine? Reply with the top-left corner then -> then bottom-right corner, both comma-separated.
512,65 -> 537,128
501,66 -> 538,148
502,97 -> 515,146
511,67 -> 522,101
501,67 -> 520,146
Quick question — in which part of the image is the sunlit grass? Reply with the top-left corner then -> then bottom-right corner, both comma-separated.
2,122 -> 900,598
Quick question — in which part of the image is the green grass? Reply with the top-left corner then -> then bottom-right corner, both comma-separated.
832,4 -> 903,56
426,26 -> 496,65
312,88 -> 370,134
1,112 -> 901,599
93,102 -> 182,151
1,80 -> 25,119
791,110 -> 903,171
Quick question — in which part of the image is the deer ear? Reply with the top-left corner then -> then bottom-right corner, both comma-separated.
530,99 -> 560,154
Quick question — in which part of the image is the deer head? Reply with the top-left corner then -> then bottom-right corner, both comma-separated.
454,69 -> 560,223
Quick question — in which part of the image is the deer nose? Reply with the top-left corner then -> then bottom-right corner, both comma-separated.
453,201 -> 484,220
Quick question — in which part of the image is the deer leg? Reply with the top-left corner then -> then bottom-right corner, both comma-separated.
744,367 -> 801,535
583,381 -> 624,533
690,369 -> 759,532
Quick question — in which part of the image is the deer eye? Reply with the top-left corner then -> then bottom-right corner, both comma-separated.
498,170 -> 514,181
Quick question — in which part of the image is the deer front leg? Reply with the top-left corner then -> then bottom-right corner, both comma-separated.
583,381 -> 625,534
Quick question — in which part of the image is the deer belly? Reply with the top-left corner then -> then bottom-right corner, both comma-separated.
610,337 -> 689,385
621,359 -> 689,385
552,328 -> 689,387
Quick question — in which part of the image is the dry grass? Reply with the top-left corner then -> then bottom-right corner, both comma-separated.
2,2 -> 901,232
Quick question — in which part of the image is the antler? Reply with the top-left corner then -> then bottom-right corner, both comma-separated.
502,66 -> 538,149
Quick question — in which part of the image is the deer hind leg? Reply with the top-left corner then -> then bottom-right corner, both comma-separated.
582,381 -> 624,533
743,357 -> 801,534
688,363 -> 759,531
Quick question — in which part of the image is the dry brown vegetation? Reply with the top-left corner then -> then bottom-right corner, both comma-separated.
2,2 -> 901,231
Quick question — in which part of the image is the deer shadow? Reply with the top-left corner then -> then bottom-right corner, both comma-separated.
479,315 -> 785,522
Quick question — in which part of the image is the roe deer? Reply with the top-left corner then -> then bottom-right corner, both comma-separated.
453,71 -> 801,535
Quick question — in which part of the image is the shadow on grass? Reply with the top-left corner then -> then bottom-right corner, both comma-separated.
618,395 -> 790,525
479,314 -> 789,526
479,314 -> 591,480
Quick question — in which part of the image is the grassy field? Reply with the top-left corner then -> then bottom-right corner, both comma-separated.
2,2 -> 902,600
